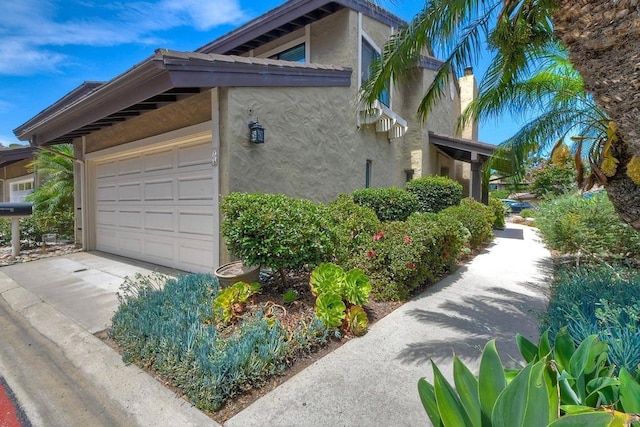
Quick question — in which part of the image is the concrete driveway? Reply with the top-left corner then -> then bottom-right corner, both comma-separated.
1,251 -> 181,333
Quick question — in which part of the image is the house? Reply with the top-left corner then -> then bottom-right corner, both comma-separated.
0,146 -> 37,203
13,0 -> 495,273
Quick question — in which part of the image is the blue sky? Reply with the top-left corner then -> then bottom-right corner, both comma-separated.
0,0 -> 528,147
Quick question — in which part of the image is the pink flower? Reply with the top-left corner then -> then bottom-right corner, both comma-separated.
368,250 -> 376,258
406,262 -> 416,269
373,232 -> 384,241
404,235 -> 412,244
444,253 -> 450,259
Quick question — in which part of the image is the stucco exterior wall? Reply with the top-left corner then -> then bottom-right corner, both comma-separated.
83,91 -> 212,154
223,86 -> 407,204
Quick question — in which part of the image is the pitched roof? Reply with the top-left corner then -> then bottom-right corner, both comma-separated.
197,0 -> 407,56
0,146 -> 36,169
14,50 -> 352,145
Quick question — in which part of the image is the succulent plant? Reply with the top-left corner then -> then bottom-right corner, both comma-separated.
347,305 -> 368,336
343,268 -> 372,306
315,292 -> 346,328
310,263 -> 345,297
282,289 -> 298,305
213,281 -> 261,324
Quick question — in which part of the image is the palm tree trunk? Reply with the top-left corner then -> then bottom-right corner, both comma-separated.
603,140 -> 640,231
553,1 -> 640,230
552,0 -> 640,155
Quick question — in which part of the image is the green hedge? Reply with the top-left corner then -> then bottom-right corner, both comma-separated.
110,273 -> 328,411
440,198 -> 495,249
535,192 -> 640,257
349,214 -> 468,301
221,193 -> 334,274
541,264 -> 640,375
326,194 -> 380,267
406,175 -> 463,213
488,198 -> 506,229
352,187 -> 419,222
0,210 -> 75,247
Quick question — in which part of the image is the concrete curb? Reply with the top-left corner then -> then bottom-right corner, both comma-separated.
0,271 -> 218,427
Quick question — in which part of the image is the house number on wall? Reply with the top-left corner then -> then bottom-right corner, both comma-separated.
211,148 -> 218,166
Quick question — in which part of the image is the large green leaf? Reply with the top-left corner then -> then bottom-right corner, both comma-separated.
554,328 -> 575,373
539,330 -> 552,360
478,340 -> 506,424
432,362 -> 473,427
585,377 -> 619,407
619,367 -> 640,414
516,333 -> 539,363
568,335 -> 599,403
418,378 -> 442,427
453,356 -> 481,427
491,360 -> 550,427
547,412 -> 614,426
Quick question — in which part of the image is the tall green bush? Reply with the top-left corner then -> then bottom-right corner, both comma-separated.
535,192 -> 640,257
406,175 -> 463,213
326,194 -> 380,266
220,193 -> 334,285
352,187 -> 419,221
441,198 -> 495,249
0,210 -> 75,247
488,198 -> 506,229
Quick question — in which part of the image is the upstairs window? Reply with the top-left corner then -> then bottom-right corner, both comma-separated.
361,38 -> 389,106
270,43 -> 305,63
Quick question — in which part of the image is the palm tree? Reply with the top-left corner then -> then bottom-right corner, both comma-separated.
27,144 -> 74,215
362,0 -> 640,230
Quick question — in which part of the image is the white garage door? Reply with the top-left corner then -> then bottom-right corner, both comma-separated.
94,138 -> 215,272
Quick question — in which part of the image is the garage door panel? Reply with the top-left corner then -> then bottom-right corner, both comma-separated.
118,210 -> 142,229
145,149 -> 173,172
145,179 -> 174,201
97,185 -> 116,202
94,137 -> 216,272
145,210 -> 174,232
119,183 -> 142,201
178,210 -> 213,236
178,142 -> 212,168
178,176 -> 213,200
119,157 -> 142,175
97,209 -> 116,226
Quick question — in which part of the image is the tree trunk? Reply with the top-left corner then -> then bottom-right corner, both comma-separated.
553,1 -> 640,230
603,140 -> 640,230
553,1 -> 640,154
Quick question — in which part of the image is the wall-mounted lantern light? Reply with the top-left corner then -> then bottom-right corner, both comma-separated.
248,121 -> 265,144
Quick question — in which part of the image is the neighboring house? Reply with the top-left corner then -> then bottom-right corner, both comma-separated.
13,0 -> 495,273
0,146 -> 36,203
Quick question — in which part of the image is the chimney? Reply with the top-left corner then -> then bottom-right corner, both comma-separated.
459,66 -> 478,140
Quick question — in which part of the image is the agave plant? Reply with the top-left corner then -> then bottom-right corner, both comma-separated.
418,330 -> 640,427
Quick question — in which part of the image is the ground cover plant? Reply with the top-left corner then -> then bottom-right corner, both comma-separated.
541,263 -> 640,377
109,273 -> 329,413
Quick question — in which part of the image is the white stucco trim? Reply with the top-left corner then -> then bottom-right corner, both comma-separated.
210,89 -> 221,269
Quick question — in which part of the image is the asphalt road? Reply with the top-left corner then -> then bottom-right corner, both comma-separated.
0,296 -> 133,427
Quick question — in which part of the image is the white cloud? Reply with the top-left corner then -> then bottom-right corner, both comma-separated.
0,134 -> 26,148
0,0 -> 248,75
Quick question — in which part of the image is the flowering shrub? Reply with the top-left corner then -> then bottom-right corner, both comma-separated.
349,214 -> 467,301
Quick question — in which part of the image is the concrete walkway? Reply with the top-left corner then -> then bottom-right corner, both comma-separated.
226,223 -> 552,426
0,223 -> 551,426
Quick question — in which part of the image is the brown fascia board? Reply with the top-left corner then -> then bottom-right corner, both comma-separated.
16,49 -> 352,145
162,51 -> 352,87
15,55 -> 174,144
197,0 -> 406,55
13,81 -> 104,138
429,132 -> 496,157
0,146 -> 36,162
